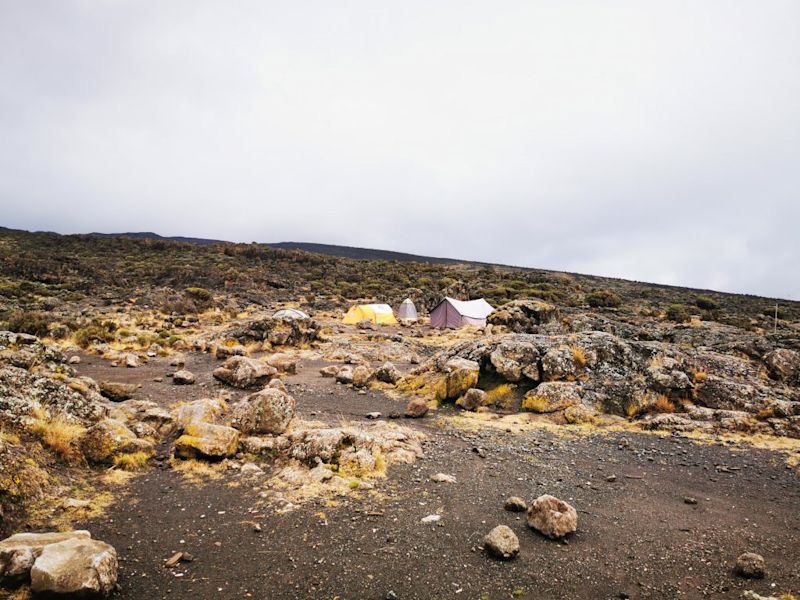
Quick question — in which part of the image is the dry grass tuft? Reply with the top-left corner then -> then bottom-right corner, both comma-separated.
653,394 -> 676,413
112,451 -> 151,471
691,368 -> 708,384
0,429 -> 20,445
170,457 -> 224,484
28,418 -> 86,463
571,346 -> 588,369
483,383 -> 517,409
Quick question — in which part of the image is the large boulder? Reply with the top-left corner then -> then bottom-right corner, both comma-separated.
175,397 -> 227,428
487,299 -> 559,333
0,530 -> 90,582
80,418 -> 154,464
230,388 -> 295,435
443,359 -> 480,400
30,537 -> 117,597
521,382 -> 581,413
98,381 -> 139,402
541,346 -> 578,381
174,422 -> 240,458
526,494 -> 578,539
764,348 -> 800,384
489,340 -> 540,382
213,356 -> 277,389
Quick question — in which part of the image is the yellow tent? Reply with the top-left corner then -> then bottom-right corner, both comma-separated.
343,303 -> 398,325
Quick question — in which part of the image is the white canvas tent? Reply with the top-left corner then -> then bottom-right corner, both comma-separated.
429,297 -> 494,328
272,308 -> 310,320
397,298 -> 418,321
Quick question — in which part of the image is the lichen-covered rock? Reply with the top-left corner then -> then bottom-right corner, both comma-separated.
489,340 -> 540,382
213,344 -> 246,359
527,494 -> 578,539
173,370 -> 195,385
320,365 -> 339,378
80,418 -> 154,464
266,353 -> 299,374
405,398 -> 429,418
0,530 -> 91,582
30,537 -> 117,597
335,367 -> 354,385
736,552 -> 766,578
375,362 -> 400,384
483,525 -> 519,559
230,388 -> 295,435
456,388 -> 487,411
488,299 -> 559,333
764,348 -> 800,385
0,366 -> 107,425
98,381 -> 139,402
522,382 -> 581,413
541,345 -> 578,381
213,356 -> 277,389
352,365 -> 373,388
174,422 -> 240,458
175,397 -> 227,428
444,358 -> 479,400
222,315 -> 320,348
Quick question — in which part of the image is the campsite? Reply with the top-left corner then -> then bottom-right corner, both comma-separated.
0,229 -> 798,599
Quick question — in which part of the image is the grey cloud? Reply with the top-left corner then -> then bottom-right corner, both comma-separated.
1,1 -> 798,298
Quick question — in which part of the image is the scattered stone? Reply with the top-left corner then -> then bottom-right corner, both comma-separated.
735,552 -> 766,578
124,353 -> 140,368
30,538 -> 118,597
504,496 -> 527,512
527,494 -> 578,539
366,412 -> 382,420
456,388 -> 487,411
335,367 -> 354,385
169,354 -> 186,368
483,525 -> 519,560
240,462 -> 264,477
430,473 -> 457,484
68,355 -> 81,365
320,365 -> 339,378
405,398 -> 429,418
420,514 -> 441,524
81,418 -> 153,464
266,353 -> 299,374
62,498 -> 92,510
352,365 -> 373,388
267,378 -> 288,393
606,475 -> 617,483
374,362 -> 400,384
684,496 -> 698,505
173,370 -> 196,385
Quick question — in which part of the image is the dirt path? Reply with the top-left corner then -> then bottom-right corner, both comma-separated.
73,354 -> 800,600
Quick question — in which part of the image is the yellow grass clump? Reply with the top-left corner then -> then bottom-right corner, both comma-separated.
571,346 -> 588,369
653,394 -> 676,414
112,451 -> 152,471
29,417 -> 86,463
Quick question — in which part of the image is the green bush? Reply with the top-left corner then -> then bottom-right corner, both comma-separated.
5,310 -> 51,337
73,325 -> 116,348
184,287 -> 213,303
585,290 -> 622,308
666,304 -> 690,323
695,296 -> 720,311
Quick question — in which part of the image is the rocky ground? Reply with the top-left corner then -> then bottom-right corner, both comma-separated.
16,349 -> 796,600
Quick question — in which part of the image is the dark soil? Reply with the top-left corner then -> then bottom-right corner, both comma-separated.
72,353 -> 800,600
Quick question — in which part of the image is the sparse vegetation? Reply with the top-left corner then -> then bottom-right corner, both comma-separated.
28,417 -> 86,463
112,451 -> 152,471
695,295 -> 720,311
665,304 -> 690,323
585,289 -> 622,308
653,394 -> 676,413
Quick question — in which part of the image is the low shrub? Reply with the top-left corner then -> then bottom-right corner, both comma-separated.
5,310 -> 51,337
585,290 -> 622,308
665,304 -> 690,323
695,295 -> 720,311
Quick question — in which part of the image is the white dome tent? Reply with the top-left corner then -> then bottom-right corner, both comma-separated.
396,298 -> 418,321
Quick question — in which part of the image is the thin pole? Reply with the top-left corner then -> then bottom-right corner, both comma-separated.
774,302 -> 778,335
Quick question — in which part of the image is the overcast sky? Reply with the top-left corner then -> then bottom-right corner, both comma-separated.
1,2 -> 798,299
